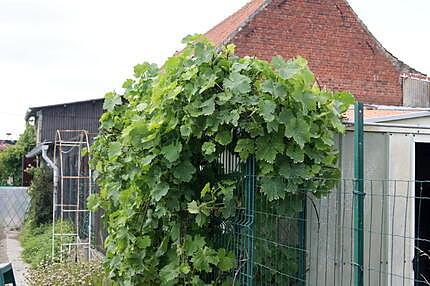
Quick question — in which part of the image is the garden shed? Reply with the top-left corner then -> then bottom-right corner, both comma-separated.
305,105 -> 430,285
25,98 -> 103,146
24,98 -> 105,255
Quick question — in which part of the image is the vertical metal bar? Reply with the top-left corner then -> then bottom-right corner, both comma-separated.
325,196 -> 330,286
298,195 -> 307,286
354,102 -> 364,286
368,180 -> 374,285
244,156 -> 255,285
87,132 -> 92,261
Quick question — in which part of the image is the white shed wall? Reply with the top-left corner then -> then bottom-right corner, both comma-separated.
306,130 -> 430,286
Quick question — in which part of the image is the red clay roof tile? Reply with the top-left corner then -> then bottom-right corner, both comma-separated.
205,0 -> 267,46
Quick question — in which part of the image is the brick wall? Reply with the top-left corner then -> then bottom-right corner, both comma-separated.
230,0 -> 404,105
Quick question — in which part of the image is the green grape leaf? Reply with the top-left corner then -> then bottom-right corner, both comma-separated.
185,235 -> 206,256
108,142 -> 121,158
217,249 -> 235,271
161,142 -> 182,163
87,194 -> 100,211
179,264 -> 191,274
200,97 -> 215,115
150,182 -> 169,202
260,176 -> 286,201
191,247 -> 219,272
259,100 -> 276,122
284,114 -> 311,148
234,139 -> 254,160
103,92 -> 122,112
215,130 -> 232,146
255,135 -> 284,163
261,79 -> 287,99
202,142 -> 216,155
201,182 -> 211,198
160,262 -> 179,285
180,125 -> 192,137
173,160 -> 196,182
286,144 -> 305,163
293,91 -> 316,113
187,201 -> 200,214
223,72 -> 251,94
136,236 -> 151,249
271,56 -> 303,79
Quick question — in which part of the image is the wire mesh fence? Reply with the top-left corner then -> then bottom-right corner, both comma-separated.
217,161 -> 430,285
0,187 -> 30,229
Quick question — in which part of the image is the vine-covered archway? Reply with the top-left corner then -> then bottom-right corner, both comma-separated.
89,35 -> 353,285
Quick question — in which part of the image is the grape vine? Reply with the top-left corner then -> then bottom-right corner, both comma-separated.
89,35 -> 354,285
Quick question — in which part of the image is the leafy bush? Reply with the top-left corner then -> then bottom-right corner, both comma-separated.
90,35 -> 353,285
26,261 -> 113,286
0,124 -> 35,186
26,165 -> 53,226
20,221 -> 73,267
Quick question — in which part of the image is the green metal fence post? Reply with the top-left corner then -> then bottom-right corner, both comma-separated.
244,156 -> 255,285
354,102 -> 364,286
298,197 -> 307,286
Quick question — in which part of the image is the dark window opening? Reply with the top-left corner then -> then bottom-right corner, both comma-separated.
414,142 -> 430,285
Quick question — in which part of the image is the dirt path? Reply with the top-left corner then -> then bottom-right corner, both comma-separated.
5,230 -> 28,285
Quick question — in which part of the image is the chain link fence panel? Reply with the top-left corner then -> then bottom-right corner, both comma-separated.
0,187 -> 30,229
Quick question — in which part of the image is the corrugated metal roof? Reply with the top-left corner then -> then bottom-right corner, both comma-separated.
344,106 -> 430,123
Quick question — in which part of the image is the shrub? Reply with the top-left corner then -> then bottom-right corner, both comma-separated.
26,165 -> 53,226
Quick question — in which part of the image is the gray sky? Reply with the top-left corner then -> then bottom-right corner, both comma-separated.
0,0 -> 429,139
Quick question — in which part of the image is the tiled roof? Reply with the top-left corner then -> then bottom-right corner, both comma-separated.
205,0 -> 267,46
204,0 -> 425,77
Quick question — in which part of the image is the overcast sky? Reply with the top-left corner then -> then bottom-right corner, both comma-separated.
0,0 -> 429,139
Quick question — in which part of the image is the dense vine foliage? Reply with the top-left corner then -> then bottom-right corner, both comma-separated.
90,35 -> 354,285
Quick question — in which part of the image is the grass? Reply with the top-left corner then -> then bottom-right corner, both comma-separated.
20,222 -> 56,267
20,221 -> 75,267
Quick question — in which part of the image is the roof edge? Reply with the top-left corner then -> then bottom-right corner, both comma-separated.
221,0 -> 270,46
25,98 -> 104,120
366,111 -> 430,123
205,0 -> 270,47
